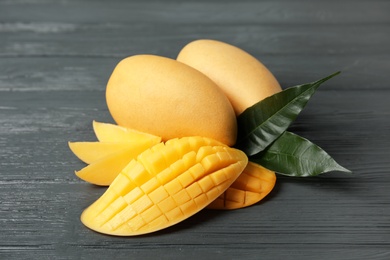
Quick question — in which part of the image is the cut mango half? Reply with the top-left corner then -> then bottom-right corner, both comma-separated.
80,136 -> 248,236
207,162 -> 276,210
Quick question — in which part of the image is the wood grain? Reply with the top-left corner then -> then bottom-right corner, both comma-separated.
1,0 -> 389,259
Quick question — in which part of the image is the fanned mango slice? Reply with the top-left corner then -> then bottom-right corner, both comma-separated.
93,120 -> 161,143
207,162 -> 276,210
80,136 -> 248,236
69,141 -> 136,164
75,141 -> 160,186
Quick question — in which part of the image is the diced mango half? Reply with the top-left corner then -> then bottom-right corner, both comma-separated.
80,136 -> 248,236
75,140 -> 160,186
93,121 -> 161,143
207,161 -> 276,210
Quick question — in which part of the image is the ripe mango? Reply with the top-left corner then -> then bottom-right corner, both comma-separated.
106,55 -> 237,146
80,136 -> 248,236
69,123 -> 275,210
177,39 -> 282,115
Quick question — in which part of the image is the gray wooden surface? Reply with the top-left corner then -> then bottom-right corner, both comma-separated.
1,0 -> 389,259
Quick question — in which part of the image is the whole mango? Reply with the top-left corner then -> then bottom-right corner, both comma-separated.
106,55 -> 237,146
177,39 -> 282,115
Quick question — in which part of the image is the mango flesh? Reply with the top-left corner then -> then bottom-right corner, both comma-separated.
69,141 -> 142,164
207,162 -> 276,210
80,136 -> 248,236
92,121 -> 161,143
69,122 -> 276,210
74,142 -> 160,186
105,55 -> 237,146
177,39 -> 282,115
69,121 -> 161,185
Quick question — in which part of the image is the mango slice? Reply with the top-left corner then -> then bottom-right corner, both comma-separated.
93,120 -> 161,143
69,121 -> 162,185
69,141 -> 137,164
207,162 -> 276,210
80,136 -> 248,236
75,141 -> 160,186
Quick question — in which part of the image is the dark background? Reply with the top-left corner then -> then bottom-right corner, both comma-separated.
1,0 -> 389,259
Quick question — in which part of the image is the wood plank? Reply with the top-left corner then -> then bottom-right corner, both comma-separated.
1,55 -> 389,91
2,0 -> 390,25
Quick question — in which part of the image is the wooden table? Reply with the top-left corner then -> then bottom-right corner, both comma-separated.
1,0 -> 389,259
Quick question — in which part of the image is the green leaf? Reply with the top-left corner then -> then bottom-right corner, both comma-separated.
235,71 -> 341,156
250,131 -> 351,177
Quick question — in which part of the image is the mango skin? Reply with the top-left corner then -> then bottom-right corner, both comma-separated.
106,55 -> 237,146
177,39 -> 282,115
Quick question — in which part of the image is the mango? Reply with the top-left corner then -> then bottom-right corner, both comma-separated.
207,162 -> 276,210
177,39 -> 282,115
69,124 -> 275,210
105,55 -> 237,146
80,136 -> 248,236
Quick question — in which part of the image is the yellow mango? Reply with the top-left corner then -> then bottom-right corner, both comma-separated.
207,162 -> 276,210
75,140 -> 160,186
105,55 -> 237,146
177,39 -> 282,115
93,121 -> 161,143
80,136 -> 248,236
